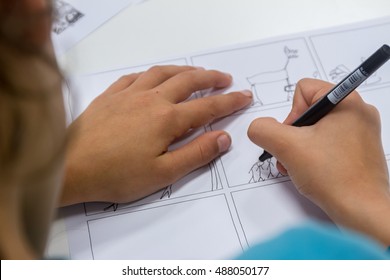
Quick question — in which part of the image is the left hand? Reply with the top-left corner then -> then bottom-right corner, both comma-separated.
61,65 -> 252,206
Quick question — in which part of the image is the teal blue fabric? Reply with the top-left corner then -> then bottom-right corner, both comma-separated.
237,221 -> 390,260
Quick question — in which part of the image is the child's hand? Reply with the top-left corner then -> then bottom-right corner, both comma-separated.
62,65 -> 252,206
248,78 -> 390,246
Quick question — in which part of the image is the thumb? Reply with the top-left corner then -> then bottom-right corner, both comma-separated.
161,131 -> 231,182
247,117 -> 297,161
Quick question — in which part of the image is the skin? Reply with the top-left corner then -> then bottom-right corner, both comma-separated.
1,0 -> 389,259
62,67 -> 253,205
248,78 -> 390,246
0,0 -> 253,259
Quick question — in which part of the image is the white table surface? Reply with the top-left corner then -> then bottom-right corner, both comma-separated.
46,0 -> 390,258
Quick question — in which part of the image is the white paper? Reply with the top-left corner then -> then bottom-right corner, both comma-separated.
62,17 -> 390,259
51,0 -> 146,56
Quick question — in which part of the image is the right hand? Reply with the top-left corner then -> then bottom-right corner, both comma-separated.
247,78 -> 390,246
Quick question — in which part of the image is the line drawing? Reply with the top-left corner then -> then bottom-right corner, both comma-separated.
209,160 -> 222,191
104,203 -> 119,212
246,46 -> 299,106
160,184 -> 173,199
329,59 -> 382,86
248,158 -> 284,183
52,0 -> 84,35
61,18 -> 390,260
159,161 -> 222,199
102,161 -> 222,212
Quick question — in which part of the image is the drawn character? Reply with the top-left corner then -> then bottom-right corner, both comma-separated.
160,184 -> 173,199
247,46 -> 298,106
248,158 -> 284,183
159,161 -> 222,200
104,203 -> 119,212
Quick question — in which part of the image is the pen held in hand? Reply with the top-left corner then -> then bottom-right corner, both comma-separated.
259,44 -> 390,162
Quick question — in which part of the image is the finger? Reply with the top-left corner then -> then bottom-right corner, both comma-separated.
159,131 -> 231,182
247,117 -> 299,161
102,73 -> 142,95
177,90 -> 252,129
276,161 -> 288,175
155,69 -> 233,103
283,78 -> 334,124
129,65 -> 198,91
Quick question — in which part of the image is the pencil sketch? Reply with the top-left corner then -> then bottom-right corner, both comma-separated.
159,161 -> 222,199
52,0 -> 84,35
329,60 -> 382,86
209,160 -> 222,191
102,161 -> 222,212
247,46 -> 298,106
104,203 -> 119,212
160,184 -> 173,199
248,158 -> 284,183
61,18 -> 390,260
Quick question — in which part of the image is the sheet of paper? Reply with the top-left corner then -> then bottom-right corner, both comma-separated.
51,0 -> 146,56
61,17 -> 390,259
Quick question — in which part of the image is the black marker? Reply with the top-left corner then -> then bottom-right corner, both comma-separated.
259,44 -> 390,162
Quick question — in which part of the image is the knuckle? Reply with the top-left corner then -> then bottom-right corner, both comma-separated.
118,73 -> 136,82
148,65 -> 164,72
147,65 -> 166,77
295,78 -> 315,90
182,69 -> 214,88
202,97 -> 217,109
296,78 -> 311,87
366,103 -> 381,122
154,104 -> 177,121
202,99 -> 218,118
348,90 -> 364,102
181,70 -> 200,84
195,139 -> 214,164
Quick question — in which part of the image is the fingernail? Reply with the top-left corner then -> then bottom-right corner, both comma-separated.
216,73 -> 233,88
223,72 -> 232,77
240,89 -> 252,97
217,134 -> 231,153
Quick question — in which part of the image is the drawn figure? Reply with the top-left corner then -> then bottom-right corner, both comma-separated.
247,46 -> 298,106
52,0 -> 84,35
104,203 -> 119,212
159,161 -> 222,200
248,158 -> 284,183
160,184 -> 173,199
248,161 -> 266,183
329,58 -> 382,85
329,64 -> 350,83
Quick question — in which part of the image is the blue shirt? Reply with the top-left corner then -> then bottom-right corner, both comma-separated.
237,221 -> 390,260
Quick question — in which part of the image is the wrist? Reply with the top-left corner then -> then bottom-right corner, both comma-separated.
325,186 -> 390,246
60,156 -> 88,207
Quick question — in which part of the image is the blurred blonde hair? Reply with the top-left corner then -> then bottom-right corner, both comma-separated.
0,0 -> 66,185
